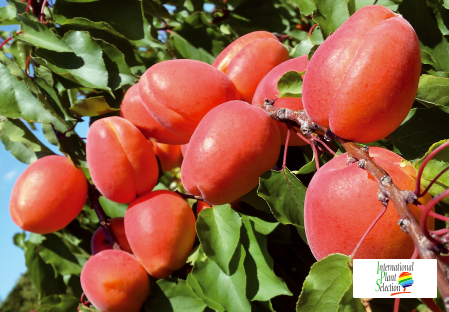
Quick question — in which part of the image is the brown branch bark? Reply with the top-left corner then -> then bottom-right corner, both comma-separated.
257,103 -> 449,311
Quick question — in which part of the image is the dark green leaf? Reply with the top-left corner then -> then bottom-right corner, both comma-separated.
13,232 -> 26,250
35,66 -> 55,87
169,31 -> 215,64
258,169 -> 307,242
142,0 -> 174,20
0,118 -> 54,164
277,71 -> 304,98
348,0 -> 400,15
337,283 -> 365,312
389,107 -> 449,159
241,217 -> 292,301
53,0 -> 145,41
9,40 -> 32,70
413,140 -> 449,203
416,74 -> 449,107
241,186 -> 272,213
145,278 -> 208,312
18,14 -> 72,52
296,254 -> 360,312
310,0 -> 350,38
37,294 -> 79,312
70,96 -> 120,117
57,17 -> 124,38
197,204 -> 242,275
190,245 -> 251,312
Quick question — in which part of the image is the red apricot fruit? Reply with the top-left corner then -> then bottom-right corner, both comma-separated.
139,60 -> 239,141
304,147 -> 433,260
214,32 -> 290,102
120,84 -> 186,145
80,250 -> 150,312
181,143 -> 189,158
91,218 -> 133,255
124,190 -> 196,279
302,5 -> 421,143
197,201 -> 211,215
87,117 -> 158,204
252,56 -> 309,146
152,141 -> 183,172
10,155 -> 87,234
182,100 -> 281,205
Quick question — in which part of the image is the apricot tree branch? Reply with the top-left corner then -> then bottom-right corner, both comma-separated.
256,104 -> 449,310
88,184 -> 121,251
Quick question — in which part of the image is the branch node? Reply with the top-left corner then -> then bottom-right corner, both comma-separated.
277,108 -> 287,120
263,99 -> 275,106
398,218 -> 410,233
358,159 -> 367,169
347,155 -> 357,166
381,175 -> 392,186
403,191 -> 418,204
377,189 -> 389,206
361,145 -> 369,153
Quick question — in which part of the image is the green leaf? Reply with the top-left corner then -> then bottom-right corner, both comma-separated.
9,40 -> 32,70
169,31 -> 215,64
0,5 -> 19,25
38,234 -> 83,276
98,196 -> 128,218
13,232 -> 26,250
310,0 -> 350,37
57,17 -> 124,38
36,66 -> 55,87
296,254 -> 361,312
197,204 -> 242,275
241,217 -> 292,301
190,245 -> 251,312
17,14 -> 72,52
389,107 -> 449,160
413,140 -> 449,203
144,278 -> 208,312
291,0 -> 316,16
70,96 -> 120,117
245,216 -> 280,236
187,271 -> 225,311
25,241 -> 66,299
37,294 -> 79,312
0,118 -> 54,164
241,186 -> 272,213
53,0 -> 145,41
337,283 -> 365,312
142,0 -> 174,20
416,75 -> 449,107
0,60 -> 68,132
347,0 -> 401,15
290,26 -> 323,58
258,169 -> 307,243
277,71 -> 304,98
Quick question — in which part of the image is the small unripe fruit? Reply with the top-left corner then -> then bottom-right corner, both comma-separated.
91,218 -> 133,255
10,155 -> 87,234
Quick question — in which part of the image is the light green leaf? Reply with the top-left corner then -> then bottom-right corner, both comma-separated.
310,0 -> 350,37
98,196 -> 128,218
416,75 -> 449,107
290,0 -> 316,16
197,204 -> 242,275
37,294 -> 79,312
277,71 -> 305,98
0,5 -> 19,25
70,96 -> 120,117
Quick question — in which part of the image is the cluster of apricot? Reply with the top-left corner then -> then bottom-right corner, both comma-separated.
8,4 -> 431,312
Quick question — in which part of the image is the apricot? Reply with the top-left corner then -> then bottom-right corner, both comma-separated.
181,143 -> 189,158
152,141 -> 183,172
213,32 -> 290,102
91,218 -> 133,255
10,155 -> 87,234
120,84 -> 186,145
138,60 -> 239,141
302,5 -> 421,143
252,56 -> 309,146
124,190 -> 196,279
86,117 -> 158,204
181,100 -> 281,205
80,250 -> 150,312
304,147 -> 433,260
196,201 -> 211,215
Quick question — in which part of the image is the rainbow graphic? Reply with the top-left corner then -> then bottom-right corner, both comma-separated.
398,272 -> 414,290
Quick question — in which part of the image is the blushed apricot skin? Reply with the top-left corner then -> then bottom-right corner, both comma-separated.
182,100 -> 281,205
91,218 -> 133,255
252,56 -> 309,146
120,84 -> 186,145
181,144 -> 189,158
302,5 -> 421,143
124,190 -> 196,279
152,141 -> 183,172
197,201 -> 211,215
304,147 -> 433,260
139,60 -> 239,141
218,37 -> 290,102
87,117 -> 158,204
212,31 -> 275,74
80,250 -> 150,312
10,155 -> 87,234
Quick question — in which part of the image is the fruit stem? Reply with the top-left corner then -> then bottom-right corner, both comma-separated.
40,0 -> 48,23
393,298 -> 400,312
418,166 -> 449,198
420,189 -> 449,247
0,31 -> 22,50
174,190 -> 207,203
88,184 -> 121,251
416,203 -> 449,223
311,134 -> 336,155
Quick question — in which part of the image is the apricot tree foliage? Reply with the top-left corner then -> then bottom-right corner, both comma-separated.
1,0 -> 449,312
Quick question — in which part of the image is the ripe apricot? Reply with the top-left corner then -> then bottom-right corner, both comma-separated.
139,60 -> 239,141
181,143 -> 189,158
152,141 -> 183,172
91,218 -> 133,255
214,32 -> 290,102
87,117 -> 158,204
10,155 -> 87,234
302,5 -> 421,143
196,201 -> 211,215
252,56 -> 309,146
304,147 -> 433,260
120,84 -> 186,145
124,190 -> 196,279
182,100 -> 281,205
80,250 -> 150,312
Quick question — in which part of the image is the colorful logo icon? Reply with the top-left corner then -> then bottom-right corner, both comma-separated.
392,272 -> 413,296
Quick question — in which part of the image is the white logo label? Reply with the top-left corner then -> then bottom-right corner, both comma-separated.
353,259 -> 437,298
